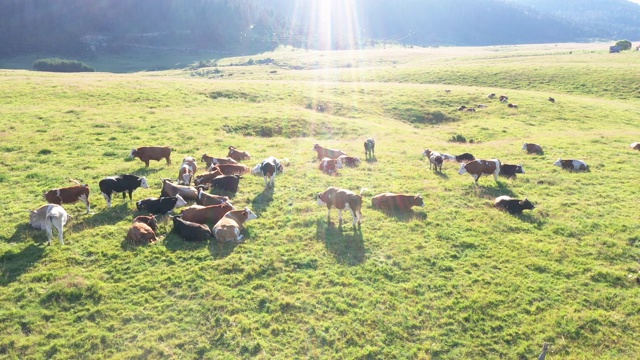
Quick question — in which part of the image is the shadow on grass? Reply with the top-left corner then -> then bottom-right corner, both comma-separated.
251,187 -> 274,215
4,223 -> 35,243
315,219 -> 366,266
131,167 -> 163,177
162,232 -> 209,252
68,202 -> 131,232
434,171 -> 449,180
373,208 -> 428,222
210,188 -> 237,200
209,239 -> 241,259
474,181 -> 517,199
0,243 -> 46,285
366,156 -> 377,163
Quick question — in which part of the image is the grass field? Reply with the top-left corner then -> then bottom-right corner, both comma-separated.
1,43 -> 640,359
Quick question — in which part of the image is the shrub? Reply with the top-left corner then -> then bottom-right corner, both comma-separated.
615,40 -> 632,51
33,58 -> 95,72
449,134 -> 467,143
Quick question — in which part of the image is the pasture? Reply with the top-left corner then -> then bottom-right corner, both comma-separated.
1,43 -> 639,359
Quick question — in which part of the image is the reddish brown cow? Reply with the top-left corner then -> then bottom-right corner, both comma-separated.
196,188 -> 232,206
201,154 -> 237,169
129,146 -> 171,167
211,164 -> 250,176
227,146 -> 251,162
522,143 -> 543,155
180,203 -> 234,225
212,207 -> 258,251
126,222 -> 157,245
371,193 -> 425,211
313,144 -> 347,160
44,180 -> 91,213
317,187 -> 365,227
458,159 -> 501,184
193,169 -> 224,187
319,157 -> 343,175
132,214 -> 158,234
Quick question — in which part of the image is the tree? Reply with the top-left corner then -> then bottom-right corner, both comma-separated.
615,40 -> 632,50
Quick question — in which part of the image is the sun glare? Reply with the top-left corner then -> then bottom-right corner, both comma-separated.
291,0 -> 363,51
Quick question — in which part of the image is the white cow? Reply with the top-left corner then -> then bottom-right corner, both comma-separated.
29,204 -> 70,245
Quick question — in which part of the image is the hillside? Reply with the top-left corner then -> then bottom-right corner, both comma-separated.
1,44 -> 639,358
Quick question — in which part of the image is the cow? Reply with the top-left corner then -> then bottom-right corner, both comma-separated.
548,97 -> 555,103
99,174 -> 149,208
160,179 -> 199,201
29,204 -> 70,245
458,159 -> 501,184
313,144 -> 347,160
209,163 -> 251,176
171,215 -> 212,242
319,157 -> 343,175
196,188 -> 231,206
455,153 -> 475,163
466,108 -> 476,112
488,93 -> 496,99
507,103 -> 518,108
212,207 -> 258,250
129,146 -> 171,167
136,195 -> 187,214
44,180 -> 91,214
630,142 -> 640,151
494,196 -> 535,215
180,203 -> 234,225
422,149 -> 443,172
553,159 -> 589,172
522,143 -> 544,155
317,187 -> 365,228
132,214 -> 158,234
371,193 -> 425,211
193,169 -> 224,187
477,104 -> 488,108
210,175 -> 242,193
251,156 -> 285,187
337,155 -> 361,167
227,146 -> 251,162
445,89 -> 451,93
441,153 -> 456,162
201,154 -> 237,169
178,157 -> 198,186
499,164 -> 525,179
364,138 -> 375,159
126,222 -> 157,245
457,105 -> 467,111
499,95 -> 509,102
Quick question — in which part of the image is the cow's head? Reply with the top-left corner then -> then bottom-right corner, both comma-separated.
458,163 -> 468,175
129,149 -> 137,158
317,193 -> 327,206
242,207 -> 258,222
553,159 -> 563,167
174,195 -> 187,209
414,195 -> 425,207
140,177 -> 149,189
136,200 -> 144,212
522,143 -> 528,151
251,163 -> 262,176
520,198 -> 535,211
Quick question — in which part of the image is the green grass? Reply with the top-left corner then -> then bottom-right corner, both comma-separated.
1,43 -> 640,359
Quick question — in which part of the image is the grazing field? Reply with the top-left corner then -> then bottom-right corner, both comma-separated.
1,44 -> 639,359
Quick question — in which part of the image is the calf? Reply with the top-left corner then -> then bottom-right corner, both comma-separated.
364,138 -> 375,159
227,146 -> 251,162
422,149 -> 443,172
129,146 -> 171,167
196,188 -> 231,206
317,187 -> 365,227
213,207 -> 258,250
251,156 -> 285,187
180,203 -> 234,225
553,159 -> 589,172
193,169 -> 224,187
136,195 -> 187,214
494,196 -> 535,214
99,174 -> 149,208
210,163 -> 251,176
458,159 -> 501,184
44,180 -> 91,214
126,222 -> 157,245
29,204 -> 70,245
522,143 -> 543,155
171,215 -> 212,242
160,179 -> 199,201
210,175 -> 242,193
371,193 -> 424,211
337,155 -> 361,167
455,153 -> 475,163
319,157 -> 343,175
201,154 -> 237,169
313,144 -> 347,160
499,164 -> 525,179
630,142 -> 640,151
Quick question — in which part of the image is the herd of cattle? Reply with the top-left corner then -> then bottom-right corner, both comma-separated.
28,138 -> 640,246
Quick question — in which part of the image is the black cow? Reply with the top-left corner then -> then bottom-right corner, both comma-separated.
99,174 -> 149,208
494,196 -> 535,214
455,153 -> 475,163
211,175 -> 242,193
499,164 -> 525,179
136,195 -> 187,214
171,215 -> 212,242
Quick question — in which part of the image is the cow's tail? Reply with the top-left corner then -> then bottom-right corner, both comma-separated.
69,179 -> 87,187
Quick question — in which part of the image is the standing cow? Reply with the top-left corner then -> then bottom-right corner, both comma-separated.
458,159 -> 501,184
251,156 -> 285,187
29,204 -> 70,245
364,138 -> 375,159
317,187 -> 365,228
44,180 -> 91,214
129,146 -> 172,167
99,174 -> 149,208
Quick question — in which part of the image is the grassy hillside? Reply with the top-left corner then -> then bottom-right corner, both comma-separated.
1,44 -> 639,359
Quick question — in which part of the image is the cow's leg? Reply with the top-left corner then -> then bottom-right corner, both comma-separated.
56,220 -> 65,245
166,156 -> 171,165
264,176 -> 268,187
337,209 -> 343,225
79,194 -> 90,213
493,170 -> 499,182
145,160 -> 150,167
270,174 -> 275,187
45,221 -> 54,246
102,192 -> 112,208
127,190 -> 133,201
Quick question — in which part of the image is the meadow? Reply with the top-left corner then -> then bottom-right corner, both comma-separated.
0,43 -> 639,359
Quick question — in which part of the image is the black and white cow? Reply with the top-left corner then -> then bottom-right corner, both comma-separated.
251,156 -> 285,187
99,174 -> 149,208
136,195 -> 187,214
499,164 -> 525,179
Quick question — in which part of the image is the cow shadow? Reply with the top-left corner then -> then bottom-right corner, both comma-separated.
434,171 -> 449,180
366,156 -> 377,163
373,208 -> 428,222
474,182 -> 517,200
0,243 -> 46,285
4,223 -> 34,243
162,233 -> 208,252
131,168 -> 163,177
315,219 -> 366,266
251,187 -> 274,215
69,202 -> 131,232
210,188 -> 237,200
209,239 -> 241,259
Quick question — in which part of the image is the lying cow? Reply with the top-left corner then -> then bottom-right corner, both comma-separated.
161,179 -> 199,201
193,169 -> 224,187
171,215 -> 212,242
29,204 -> 70,245
313,144 -> 347,160
126,215 -> 158,245
364,138 -> 375,159
196,188 -> 231,206
371,193 -> 425,212
499,164 -> 525,179
319,157 -> 343,175
337,155 -> 361,167
180,203 -> 234,225
317,187 -> 365,228
129,146 -> 171,167
227,146 -> 251,162
548,97 -> 556,103
136,195 -> 187,214
44,179 -> 91,214
458,159 -> 501,184
201,154 -> 237,169
494,196 -> 535,215
210,163 -> 251,176
212,207 -> 258,251
178,157 -> 198,186
99,174 -> 149,208
488,93 -> 496,99
522,143 -> 544,155
553,159 -> 589,172
251,156 -> 285,187
455,153 -> 475,163
499,95 -> 509,102
210,175 -> 242,193
132,214 -> 158,234
630,142 -> 640,151
422,149 -> 443,172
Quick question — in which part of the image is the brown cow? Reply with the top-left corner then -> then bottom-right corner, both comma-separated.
132,214 -> 158,234
371,193 -> 425,211
126,222 -> 157,245
313,144 -> 347,160
178,157 -> 198,186
193,169 -> 224,187
160,179 -> 199,201
211,163 -> 250,176
180,203 -> 234,225
458,159 -> 501,184
129,146 -> 171,167
44,180 -> 91,214
522,143 -> 543,155
317,187 -> 365,227
201,154 -> 237,169
227,146 -> 251,162
212,207 -> 258,251
196,188 -> 232,206
319,157 -> 343,175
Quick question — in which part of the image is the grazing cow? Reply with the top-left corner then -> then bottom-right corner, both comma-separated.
132,214 -> 158,234
178,157 -> 198,185
507,103 -> 518,109
181,203 -> 234,225
553,159 -> 589,172
210,175 -> 242,193
317,187 -> 365,227
99,174 -> 149,208
422,149 -> 443,172
548,97 -> 555,103
44,180 -> 91,214
196,188 -> 231,206
201,154 -> 237,169
129,146 -> 171,167
209,163 -> 251,176
499,95 -> 509,102
160,179 -> 199,201
251,156 -> 285,187
466,107 -> 476,112
319,157 -> 343,175
630,142 -> 640,151
212,207 -> 258,250
371,193 -> 425,211
193,169 -> 224,187
522,143 -> 544,155
337,155 -> 361,167
477,104 -> 488,108
126,222 -> 157,245
499,164 -> 525,179
29,204 -> 70,245
488,93 -> 496,99
136,195 -> 187,214
445,89 -> 451,93
227,146 -> 251,162
494,196 -> 535,214
313,144 -> 347,160
364,138 -> 375,159
171,215 -> 212,242
455,153 -> 475,163
458,159 -> 501,183
457,105 -> 467,111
